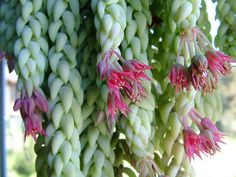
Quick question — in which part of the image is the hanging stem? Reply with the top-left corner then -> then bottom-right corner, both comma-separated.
183,37 -> 189,66
188,109 -> 204,130
196,34 -> 207,51
195,27 -> 213,49
192,30 -> 201,55
176,37 -> 183,64
187,38 -> 194,59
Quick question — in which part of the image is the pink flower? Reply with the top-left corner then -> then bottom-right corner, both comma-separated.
97,52 -> 111,80
200,118 -> 224,153
169,64 -> 189,91
98,49 -> 152,120
106,69 -> 130,91
201,118 -> 221,134
107,92 -> 130,121
13,96 -> 35,116
123,59 -> 152,81
32,90 -> 48,112
188,55 -> 209,91
185,109 -> 225,158
201,75 -> 217,93
13,90 -> 48,141
23,114 -> 46,141
122,60 -> 151,101
105,69 -> 134,118
206,50 -> 234,80
191,55 -> 208,75
97,59 -> 107,80
200,130 -> 221,155
124,80 -> 147,102
97,50 -> 123,80
183,127 -> 209,160
188,64 -> 208,91
106,69 -> 148,102
169,27 -> 235,94
138,157 -> 165,177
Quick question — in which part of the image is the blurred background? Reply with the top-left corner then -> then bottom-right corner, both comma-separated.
1,0 -> 236,177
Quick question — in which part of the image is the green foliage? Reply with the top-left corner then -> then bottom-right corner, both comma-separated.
8,145 -> 36,177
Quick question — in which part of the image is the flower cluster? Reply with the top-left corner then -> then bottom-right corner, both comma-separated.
182,109 -> 224,160
13,90 -> 48,140
169,27 -> 235,93
97,49 -> 152,122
